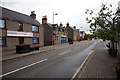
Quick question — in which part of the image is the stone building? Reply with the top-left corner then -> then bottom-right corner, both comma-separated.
0,7 -> 44,54
80,31 -> 85,40
66,23 -> 74,42
73,26 -> 80,41
66,23 -> 80,42
42,16 -> 68,45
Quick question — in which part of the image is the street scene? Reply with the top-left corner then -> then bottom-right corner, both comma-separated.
0,0 -> 120,80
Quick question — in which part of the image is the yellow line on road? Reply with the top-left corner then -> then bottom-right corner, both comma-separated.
71,52 -> 92,80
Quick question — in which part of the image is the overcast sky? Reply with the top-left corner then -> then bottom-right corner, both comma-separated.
1,0 -> 119,33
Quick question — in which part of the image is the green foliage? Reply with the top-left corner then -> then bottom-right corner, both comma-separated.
22,42 -> 26,46
84,34 -> 91,39
85,3 -> 120,40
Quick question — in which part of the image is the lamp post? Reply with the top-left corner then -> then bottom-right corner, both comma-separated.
53,13 -> 58,24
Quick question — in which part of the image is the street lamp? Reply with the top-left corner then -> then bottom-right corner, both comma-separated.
53,13 -> 58,24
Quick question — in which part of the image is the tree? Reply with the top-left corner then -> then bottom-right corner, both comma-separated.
84,34 -> 91,40
85,3 -> 120,56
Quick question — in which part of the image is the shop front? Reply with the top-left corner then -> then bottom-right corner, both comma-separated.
6,30 -> 34,53
61,35 -> 66,44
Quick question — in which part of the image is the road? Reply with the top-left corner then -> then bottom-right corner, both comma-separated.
2,40 -> 100,78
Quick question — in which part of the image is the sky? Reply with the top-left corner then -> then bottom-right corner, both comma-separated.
0,0 -> 119,34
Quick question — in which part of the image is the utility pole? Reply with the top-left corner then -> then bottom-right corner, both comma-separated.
53,13 -> 58,24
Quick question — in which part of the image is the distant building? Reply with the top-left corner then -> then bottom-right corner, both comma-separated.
55,23 -> 68,44
66,23 -> 80,42
42,16 -> 68,46
80,31 -> 85,39
66,23 -> 74,42
0,7 -> 44,54
73,26 -> 80,41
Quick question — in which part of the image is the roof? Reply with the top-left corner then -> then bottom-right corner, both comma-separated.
80,31 -> 85,34
66,26 -> 74,30
0,7 -> 42,26
47,23 -> 54,29
47,23 -> 58,29
71,27 -> 76,30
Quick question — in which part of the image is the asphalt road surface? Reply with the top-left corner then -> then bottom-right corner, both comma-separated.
2,39 -> 101,78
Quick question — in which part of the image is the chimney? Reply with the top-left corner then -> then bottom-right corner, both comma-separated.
30,11 -> 36,19
60,22 -> 63,27
77,29 -> 79,31
42,16 -> 47,24
73,26 -> 76,29
66,22 -> 69,26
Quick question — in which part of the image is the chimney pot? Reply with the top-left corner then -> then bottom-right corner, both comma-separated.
73,26 -> 76,29
42,16 -> 47,24
66,22 -> 69,26
30,11 -> 36,19
60,22 -> 63,27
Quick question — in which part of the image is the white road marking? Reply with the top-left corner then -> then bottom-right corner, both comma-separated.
0,58 -> 48,77
59,50 -> 71,55
73,46 -> 80,51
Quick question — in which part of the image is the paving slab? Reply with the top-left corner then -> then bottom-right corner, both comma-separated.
79,41 -> 118,78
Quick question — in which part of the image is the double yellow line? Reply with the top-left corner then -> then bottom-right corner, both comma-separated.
71,52 -> 92,80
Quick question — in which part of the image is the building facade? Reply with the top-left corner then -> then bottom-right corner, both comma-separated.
42,16 -> 68,46
73,26 -> 80,41
54,23 -> 68,44
0,7 -> 44,54
80,31 -> 85,40
66,23 -> 74,42
42,16 -> 53,46
66,23 -> 80,42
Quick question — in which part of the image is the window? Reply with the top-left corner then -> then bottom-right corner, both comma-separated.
58,28 -> 61,31
0,20 -> 5,28
62,29 -> 64,32
32,26 -> 39,32
18,22 -> 23,31
0,37 -> 6,45
53,27 -> 55,30
32,38 -> 39,44
55,36 -> 58,40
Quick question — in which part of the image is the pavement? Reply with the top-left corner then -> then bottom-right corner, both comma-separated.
2,41 -> 79,61
79,41 -> 119,78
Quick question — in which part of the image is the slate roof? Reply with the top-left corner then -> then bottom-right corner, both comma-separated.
47,23 -> 54,29
0,7 -> 42,26
67,26 -> 75,31
80,31 -> 85,34
47,23 -> 58,29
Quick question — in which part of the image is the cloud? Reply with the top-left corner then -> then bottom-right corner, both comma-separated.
1,0 -> 119,32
